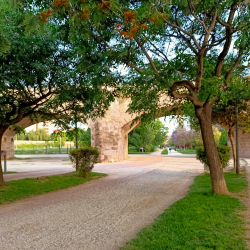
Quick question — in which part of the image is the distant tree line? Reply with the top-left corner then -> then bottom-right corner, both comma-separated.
128,120 -> 168,152
169,125 -> 227,149
16,128 -> 91,147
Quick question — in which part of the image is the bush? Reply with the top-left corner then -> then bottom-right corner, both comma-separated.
161,149 -> 168,155
196,145 -> 230,169
69,147 -> 99,177
150,145 -> 155,152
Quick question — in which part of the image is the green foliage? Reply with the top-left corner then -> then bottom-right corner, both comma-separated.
195,126 -> 221,146
121,172 -> 247,250
79,128 -> 91,147
150,145 -> 155,152
69,147 -> 99,177
219,128 -> 228,146
50,132 -> 68,147
161,149 -> 168,155
28,129 -> 50,141
17,129 -> 51,141
0,0 -> 118,133
196,145 -> 231,168
128,120 -> 168,152
0,172 -> 107,205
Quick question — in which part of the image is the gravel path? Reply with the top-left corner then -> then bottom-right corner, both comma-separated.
1,155 -> 203,250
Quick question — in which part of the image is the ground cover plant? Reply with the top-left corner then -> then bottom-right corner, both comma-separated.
121,171 -> 248,250
0,172 -> 106,204
176,148 -> 196,154
128,147 -> 149,154
3,172 -> 17,175
161,149 -> 168,155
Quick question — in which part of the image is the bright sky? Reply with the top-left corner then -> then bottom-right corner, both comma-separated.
158,116 -> 190,135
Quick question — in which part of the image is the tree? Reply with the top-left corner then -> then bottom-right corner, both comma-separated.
0,1 -> 117,187
129,120 -> 168,151
66,127 -> 91,147
39,0 -> 250,194
188,78 -> 250,171
195,126 -> 221,147
152,119 -> 168,147
129,123 -> 156,152
219,128 -> 228,146
26,129 -> 50,141
79,128 -> 91,147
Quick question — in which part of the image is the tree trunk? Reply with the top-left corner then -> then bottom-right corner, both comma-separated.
0,127 -> 7,188
195,103 -> 229,195
228,127 -> 236,171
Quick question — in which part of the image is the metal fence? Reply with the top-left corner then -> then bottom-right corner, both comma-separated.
15,145 -> 76,155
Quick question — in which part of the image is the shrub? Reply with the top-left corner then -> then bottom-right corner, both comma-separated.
150,145 -> 155,152
196,145 -> 230,169
161,149 -> 168,155
69,147 -> 99,177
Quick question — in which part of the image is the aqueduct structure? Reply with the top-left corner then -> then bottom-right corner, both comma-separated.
2,98 -> 250,162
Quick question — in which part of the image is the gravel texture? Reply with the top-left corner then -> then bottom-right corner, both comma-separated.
1,155 -> 203,250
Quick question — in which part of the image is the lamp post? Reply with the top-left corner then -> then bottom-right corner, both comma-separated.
235,95 -> 240,174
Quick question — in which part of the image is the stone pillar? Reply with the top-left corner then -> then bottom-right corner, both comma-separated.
88,100 -> 130,163
89,118 -> 128,163
1,135 -> 15,159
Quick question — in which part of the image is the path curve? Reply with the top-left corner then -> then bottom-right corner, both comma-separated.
0,155 -> 203,250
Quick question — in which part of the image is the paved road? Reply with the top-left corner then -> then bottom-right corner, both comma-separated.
1,155 -> 203,250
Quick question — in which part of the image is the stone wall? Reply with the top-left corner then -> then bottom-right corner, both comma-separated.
1,135 -> 15,159
237,130 -> 250,158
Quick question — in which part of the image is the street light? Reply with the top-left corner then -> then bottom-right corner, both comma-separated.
235,94 -> 240,174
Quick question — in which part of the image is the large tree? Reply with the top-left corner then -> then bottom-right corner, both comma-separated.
0,1 -> 117,187
37,0 -> 250,194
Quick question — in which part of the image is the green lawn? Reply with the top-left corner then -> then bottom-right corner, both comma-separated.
0,172 -> 107,205
121,171 -> 248,250
3,171 -> 17,174
128,151 -> 149,154
128,150 -> 149,154
176,148 -> 196,154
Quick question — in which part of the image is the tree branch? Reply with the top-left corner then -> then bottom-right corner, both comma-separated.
225,47 -> 244,85
134,37 -> 158,72
170,80 -> 203,107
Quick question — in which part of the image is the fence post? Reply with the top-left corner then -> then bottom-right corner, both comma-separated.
59,145 -> 61,154
4,157 -> 7,173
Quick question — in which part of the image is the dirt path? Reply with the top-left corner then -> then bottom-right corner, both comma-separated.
0,156 -> 203,250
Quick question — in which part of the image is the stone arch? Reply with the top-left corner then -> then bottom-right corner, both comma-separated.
2,117 -> 50,158
3,98 -> 250,161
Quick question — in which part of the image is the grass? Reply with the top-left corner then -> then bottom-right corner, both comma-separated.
3,171 -> 17,174
128,151 -> 149,154
176,148 -> 196,154
121,171 -> 248,250
0,172 -> 107,205
128,149 -> 149,154
15,148 -> 72,155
